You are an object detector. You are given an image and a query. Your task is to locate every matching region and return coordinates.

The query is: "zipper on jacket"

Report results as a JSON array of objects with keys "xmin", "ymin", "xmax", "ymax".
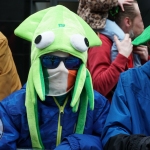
[{"xmin": 53, "ymin": 96, "xmax": 69, "ymax": 146}]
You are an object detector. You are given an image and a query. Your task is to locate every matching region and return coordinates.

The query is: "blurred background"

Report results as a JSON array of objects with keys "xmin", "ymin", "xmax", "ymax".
[{"xmin": 0, "ymin": 0, "xmax": 78, "ymax": 85}]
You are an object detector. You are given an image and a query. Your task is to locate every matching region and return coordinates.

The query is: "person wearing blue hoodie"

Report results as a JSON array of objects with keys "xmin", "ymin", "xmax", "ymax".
[
  {"xmin": 102, "ymin": 0, "xmax": 150, "ymax": 148},
  {"xmin": 102, "ymin": 25, "xmax": 150, "ymax": 150}
]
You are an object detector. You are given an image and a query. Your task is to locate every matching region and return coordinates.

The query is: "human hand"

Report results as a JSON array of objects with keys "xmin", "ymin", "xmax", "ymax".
[
  {"xmin": 114, "ymin": 34, "xmax": 133, "ymax": 58},
  {"xmin": 133, "ymin": 45, "xmax": 149, "ymax": 61},
  {"xmin": 118, "ymin": 0, "xmax": 134, "ymax": 11}
]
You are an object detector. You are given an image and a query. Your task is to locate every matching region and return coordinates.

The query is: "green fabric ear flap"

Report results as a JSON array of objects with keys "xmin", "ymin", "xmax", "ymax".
[
  {"xmin": 132, "ymin": 26, "xmax": 150, "ymax": 46},
  {"xmin": 32, "ymin": 59, "xmax": 45, "ymax": 101},
  {"xmin": 85, "ymin": 69, "xmax": 94, "ymax": 110},
  {"xmin": 70, "ymin": 64, "xmax": 86, "ymax": 109},
  {"xmin": 72, "ymin": 98, "xmax": 80, "ymax": 113},
  {"xmin": 74, "ymin": 69, "xmax": 94, "ymax": 133},
  {"xmin": 75, "ymin": 86, "xmax": 88, "ymax": 134},
  {"xmin": 14, "ymin": 8, "xmax": 50, "ymax": 41},
  {"xmin": 25, "ymin": 68, "xmax": 44, "ymax": 149}
]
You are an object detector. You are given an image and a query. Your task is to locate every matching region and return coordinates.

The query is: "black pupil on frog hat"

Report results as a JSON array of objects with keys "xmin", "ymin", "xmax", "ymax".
[
  {"xmin": 84, "ymin": 38, "xmax": 89, "ymax": 47},
  {"xmin": 35, "ymin": 35, "xmax": 42, "ymax": 44}
]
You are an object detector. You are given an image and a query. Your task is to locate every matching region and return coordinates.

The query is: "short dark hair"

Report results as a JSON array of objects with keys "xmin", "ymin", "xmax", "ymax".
[{"xmin": 108, "ymin": 0, "xmax": 138, "ymax": 27}]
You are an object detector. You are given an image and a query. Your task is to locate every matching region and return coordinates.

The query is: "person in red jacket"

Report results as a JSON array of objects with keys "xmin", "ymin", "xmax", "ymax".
[{"xmin": 78, "ymin": 0, "xmax": 149, "ymax": 101}]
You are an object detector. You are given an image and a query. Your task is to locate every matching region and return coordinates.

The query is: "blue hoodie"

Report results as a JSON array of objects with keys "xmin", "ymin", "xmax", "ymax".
[{"xmin": 0, "ymin": 85, "xmax": 109, "ymax": 150}]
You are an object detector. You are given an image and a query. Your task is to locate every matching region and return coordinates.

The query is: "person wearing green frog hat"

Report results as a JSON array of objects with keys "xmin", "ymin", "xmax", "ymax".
[{"xmin": 0, "ymin": 5, "xmax": 110, "ymax": 150}]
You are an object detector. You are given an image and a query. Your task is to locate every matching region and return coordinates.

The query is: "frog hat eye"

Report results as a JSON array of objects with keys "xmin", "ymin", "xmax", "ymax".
[
  {"xmin": 70, "ymin": 34, "xmax": 89, "ymax": 52},
  {"xmin": 34, "ymin": 31, "xmax": 55, "ymax": 49}
]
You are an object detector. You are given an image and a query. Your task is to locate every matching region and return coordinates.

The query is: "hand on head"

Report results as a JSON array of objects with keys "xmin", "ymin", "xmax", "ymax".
[
  {"xmin": 118, "ymin": 0, "xmax": 134, "ymax": 11},
  {"xmin": 114, "ymin": 33, "xmax": 133, "ymax": 58}
]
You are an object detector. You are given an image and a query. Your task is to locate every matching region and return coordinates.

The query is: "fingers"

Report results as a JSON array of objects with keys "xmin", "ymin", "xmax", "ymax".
[
  {"xmin": 114, "ymin": 33, "xmax": 133, "ymax": 58},
  {"xmin": 133, "ymin": 46, "xmax": 148, "ymax": 52},
  {"xmin": 123, "ymin": 0, "xmax": 134, "ymax": 2},
  {"xmin": 118, "ymin": 0, "xmax": 133, "ymax": 11},
  {"xmin": 133, "ymin": 45, "xmax": 147, "ymax": 50},
  {"xmin": 123, "ymin": 2, "xmax": 132, "ymax": 5},
  {"xmin": 120, "ymin": 5, "xmax": 124, "ymax": 11},
  {"xmin": 124, "ymin": 33, "xmax": 130, "ymax": 40},
  {"xmin": 114, "ymin": 35, "xmax": 119, "ymax": 45},
  {"xmin": 114, "ymin": 34, "xmax": 131, "ymax": 44},
  {"xmin": 114, "ymin": 34, "xmax": 131, "ymax": 42},
  {"xmin": 126, "ymin": 0, "xmax": 134, "ymax": 2},
  {"xmin": 133, "ymin": 46, "xmax": 148, "ymax": 61}
]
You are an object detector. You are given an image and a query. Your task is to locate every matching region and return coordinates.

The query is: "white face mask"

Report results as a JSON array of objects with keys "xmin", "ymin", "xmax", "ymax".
[{"xmin": 42, "ymin": 51, "xmax": 77, "ymax": 96}]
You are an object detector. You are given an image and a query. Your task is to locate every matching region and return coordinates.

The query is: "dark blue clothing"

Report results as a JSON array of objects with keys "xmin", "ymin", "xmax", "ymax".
[
  {"xmin": 102, "ymin": 61, "xmax": 150, "ymax": 147},
  {"xmin": 0, "ymin": 85, "xmax": 109, "ymax": 150}
]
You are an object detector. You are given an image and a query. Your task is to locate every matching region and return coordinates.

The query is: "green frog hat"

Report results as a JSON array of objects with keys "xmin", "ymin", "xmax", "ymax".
[{"xmin": 14, "ymin": 5, "xmax": 101, "ymax": 149}]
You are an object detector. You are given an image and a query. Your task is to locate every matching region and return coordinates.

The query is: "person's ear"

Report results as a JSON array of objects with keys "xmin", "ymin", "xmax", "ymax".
[{"xmin": 124, "ymin": 17, "xmax": 132, "ymax": 28}]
